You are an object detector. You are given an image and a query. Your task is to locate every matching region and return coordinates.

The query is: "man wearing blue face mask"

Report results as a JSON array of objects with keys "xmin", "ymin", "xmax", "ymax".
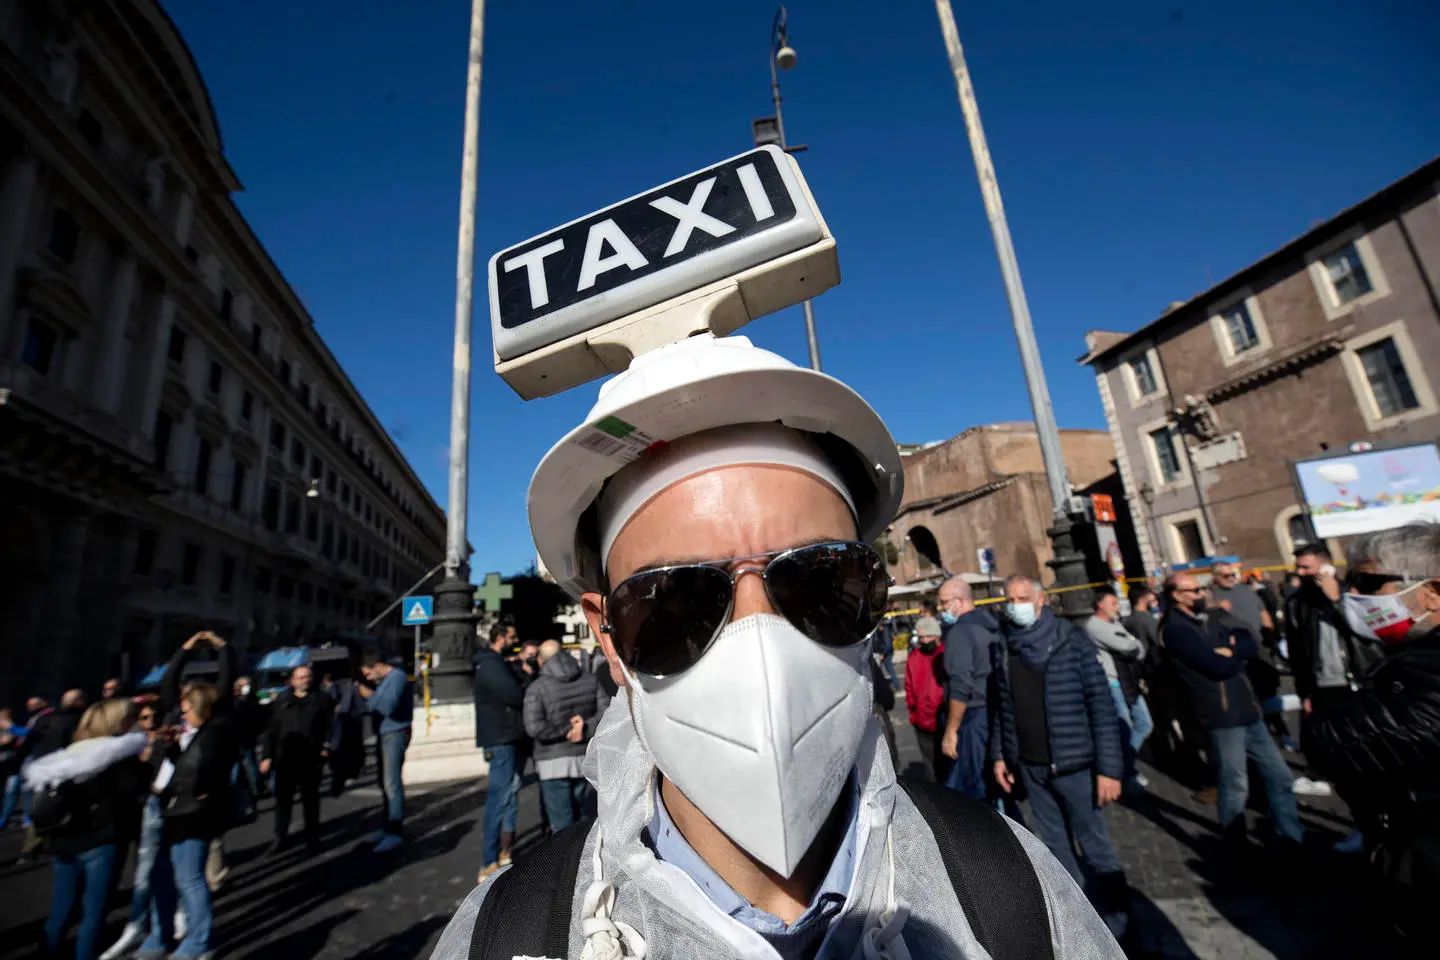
[
  {"xmin": 990, "ymin": 574, "xmax": 1129, "ymax": 938},
  {"xmin": 937, "ymin": 577, "xmax": 998, "ymax": 799}
]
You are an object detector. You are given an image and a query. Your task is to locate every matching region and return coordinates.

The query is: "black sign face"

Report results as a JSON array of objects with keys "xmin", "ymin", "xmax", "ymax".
[{"xmin": 493, "ymin": 149, "xmax": 801, "ymax": 331}]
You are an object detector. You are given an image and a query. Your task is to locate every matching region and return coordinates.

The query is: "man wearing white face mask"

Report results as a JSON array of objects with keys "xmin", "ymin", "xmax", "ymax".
[
  {"xmin": 989, "ymin": 575, "xmax": 1129, "ymax": 939},
  {"xmin": 431, "ymin": 335, "xmax": 1121, "ymax": 960},
  {"xmin": 1304, "ymin": 523, "xmax": 1440, "ymax": 942}
]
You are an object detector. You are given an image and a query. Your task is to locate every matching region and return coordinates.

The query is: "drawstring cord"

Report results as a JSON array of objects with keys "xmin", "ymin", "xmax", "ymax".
[
  {"xmin": 861, "ymin": 825, "xmax": 912, "ymax": 960},
  {"xmin": 578, "ymin": 834, "xmax": 648, "ymax": 960}
]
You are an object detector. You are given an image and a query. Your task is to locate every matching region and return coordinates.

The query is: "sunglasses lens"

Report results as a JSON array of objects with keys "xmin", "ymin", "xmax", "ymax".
[
  {"xmin": 766, "ymin": 542, "xmax": 888, "ymax": 648},
  {"xmin": 608, "ymin": 565, "xmax": 733, "ymax": 676}
]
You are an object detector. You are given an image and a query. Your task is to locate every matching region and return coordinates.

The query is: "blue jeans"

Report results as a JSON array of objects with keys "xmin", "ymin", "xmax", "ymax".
[
  {"xmin": 127, "ymin": 796, "xmax": 164, "ymax": 928},
  {"xmin": 539, "ymin": 777, "xmax": 591, "ymax": 832},
  {"xmin": 0, "ymin": 772, "xmax": 19, "ymax": 826},
  {"xmin": 379, "ymin": 728, "xmax": 410, "ymax": 834},
  {"xmin": 1209, "ymin": 720, "xmax": 1303, "ymax": 843},
  {"xmin": 45, "ymin": 843, "xmax": 117, "ymax": 960},
  {"xmin": 943, "ymin": 705, "xmax": 989, "ymax": 799},
  {"xmin": 1019, "ymin": 763, "xmax": 1122, "ymax": 886},
  {"xmin": 1128, "ymin": 695, "xmax": 1154, "ymax": 753},
  {"xmin": 1109, "ymin": 684, "xmax": 1155, "ymax": 781},
  {"xmin": 140, "ymin": 837, "xmax": 212, "ymax": 957},
  {"xmin": 482, "ymin": 743, "xmax": 523, "ymax": 865}
]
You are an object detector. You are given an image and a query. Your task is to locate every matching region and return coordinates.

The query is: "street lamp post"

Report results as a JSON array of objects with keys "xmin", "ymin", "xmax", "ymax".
[
  {"xmin": 430, "ymin": 0, "xmax": 486, "ymax": 699},
  {"xmin": 761, "ymin": 7, "xmax": 822, "ymax": 372},
  {"xmin": 931, "ymin": 0, "xmax": 1092, "ymax": 618}
]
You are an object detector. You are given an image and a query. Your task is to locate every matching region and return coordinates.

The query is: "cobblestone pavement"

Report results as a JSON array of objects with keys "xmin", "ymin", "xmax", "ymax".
[{"xmin": 2, "ymin": 697, "xmax": 1418, "ymax": 959}]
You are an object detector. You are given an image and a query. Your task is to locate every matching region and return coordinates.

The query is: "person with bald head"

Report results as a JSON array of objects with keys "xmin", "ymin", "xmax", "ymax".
[
  {"xmin": 936, "ymin": 576, "xmax": 1000, "ymax": 798},
  {"xmin": 519, "ymin": 640, "xmax": 610, "ymax": 849}
]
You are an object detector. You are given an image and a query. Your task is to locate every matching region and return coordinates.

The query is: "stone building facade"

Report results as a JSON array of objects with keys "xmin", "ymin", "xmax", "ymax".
[
  {"xmin": 0, "ymin": 0, "xmax": 446, "ymax": 704},
  {"xmin": 885, "ymin": 423, "xmax": 1124, "ymax": 588},
  {"xmin": 1082, "ymin": 157, "xmax": 1440, "ymax": 572}
]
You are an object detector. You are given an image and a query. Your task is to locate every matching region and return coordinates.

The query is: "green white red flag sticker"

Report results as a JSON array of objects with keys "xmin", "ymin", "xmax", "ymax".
[{"xmin": 576, "ymin": 415, "xmax": 660, "ymax": 462}]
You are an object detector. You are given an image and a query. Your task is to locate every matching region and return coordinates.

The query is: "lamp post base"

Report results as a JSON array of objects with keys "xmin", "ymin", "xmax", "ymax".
[
  {"xmin": 1047, "ymin": 510, "xmax": 1094, "ymax": 624},
  {"xmin": 428, "ymin": 572, "xmax": 477, "ymax": 702}
]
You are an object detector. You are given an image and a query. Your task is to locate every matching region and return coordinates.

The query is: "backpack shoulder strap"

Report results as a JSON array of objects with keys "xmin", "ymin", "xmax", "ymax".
[
  {"xmin": 470, "ymin": 819, "xmax": 593, "ymax": 960},
  {"xmin": 898, "ymin": 778, "xmax": 1053, "ymax": 960}
]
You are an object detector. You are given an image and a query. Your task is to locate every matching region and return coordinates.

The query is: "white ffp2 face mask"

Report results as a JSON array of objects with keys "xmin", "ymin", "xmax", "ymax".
[{"xmin": 622, "ymin": 613, "xmax": 872, "ymax": 878}]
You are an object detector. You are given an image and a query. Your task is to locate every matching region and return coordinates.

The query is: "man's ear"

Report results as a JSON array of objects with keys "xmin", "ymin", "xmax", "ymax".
[
  {"xmin": 582, "ymin": 592, "xmax": 627, "ymax": 689},
  {"xmin": 1417, "ymin": 579, "xmax": 1440, "ymax": 616}
]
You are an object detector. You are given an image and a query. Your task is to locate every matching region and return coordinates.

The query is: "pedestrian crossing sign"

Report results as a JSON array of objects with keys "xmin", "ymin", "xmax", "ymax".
[{"xmin": 402, "ymin": 595, "xmax": 433, "ymax": 626}]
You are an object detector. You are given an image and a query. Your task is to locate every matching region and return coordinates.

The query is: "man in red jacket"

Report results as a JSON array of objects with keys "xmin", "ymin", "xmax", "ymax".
[{"xmin": 904, "ymin": 616, "xmax": 950, "ymax": 782}]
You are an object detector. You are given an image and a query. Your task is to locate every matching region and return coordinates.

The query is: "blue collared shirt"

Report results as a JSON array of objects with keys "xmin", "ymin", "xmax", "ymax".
[{"xmin": 644, "ymin": 776, "xmax": 859, "ymax": 960}]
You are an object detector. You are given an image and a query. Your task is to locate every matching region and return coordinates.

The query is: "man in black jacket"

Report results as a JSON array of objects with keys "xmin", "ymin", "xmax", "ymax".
[
  {"xmin": 260, "ymin": 665, "xmax": 332, "ymax": 853},
  {"xmin": 474, "ymin": 622, "xmax": 527, "ymax": 882},
  {"xmin": 1162, "ymin": 574, "xmax": 1302, "ymax": 850},
  {"xmin": 1303, "ymin": 522, "xmax": 1440, "ymax": 942}
]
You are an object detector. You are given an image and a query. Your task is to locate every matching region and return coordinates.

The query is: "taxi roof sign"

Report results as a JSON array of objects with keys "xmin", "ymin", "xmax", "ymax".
[{"xmin": 490, "ymin": 145, "xmax": 837, "ymax": 399}]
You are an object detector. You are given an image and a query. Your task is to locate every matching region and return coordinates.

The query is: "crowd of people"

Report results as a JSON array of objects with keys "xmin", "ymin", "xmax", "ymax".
[
  {"xmin": 894, "ymin": 536, "xmax": 1440, "ymax": 944},
  {"xmin": 0, "ymin": 633, "xmax": 415, "ymax": 960}
]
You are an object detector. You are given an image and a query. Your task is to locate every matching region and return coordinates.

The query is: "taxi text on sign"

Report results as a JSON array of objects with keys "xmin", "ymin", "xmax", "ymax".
[{"xmin": 489, "ymin": 146, "xmax": 824, "ymax": 362}]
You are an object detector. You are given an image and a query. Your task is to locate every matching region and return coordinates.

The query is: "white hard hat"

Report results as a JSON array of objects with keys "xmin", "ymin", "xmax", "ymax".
[{"xmin": 528, "ymin": 334, "xmax": 904, "ymax": 599}]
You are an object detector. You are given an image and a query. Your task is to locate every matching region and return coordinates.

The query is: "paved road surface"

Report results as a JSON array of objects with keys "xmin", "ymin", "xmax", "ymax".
[{"xmin": 0, "ymin": 688, "xmax": 1416, "ymax": 958}]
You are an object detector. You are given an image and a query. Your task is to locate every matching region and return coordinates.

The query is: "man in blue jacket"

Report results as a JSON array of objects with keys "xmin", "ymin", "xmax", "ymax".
[
  {"xmin": 937, "ymin": 577, "xmax": 998, "ymax": 797},
  {"xmin": 473, "ymin": 622, "xmax": 528, "ymax": 883},
  {"xmin": 1161, "ymin": 573, "xmax": 1302, "ymax": 849},
  {"xmin": 360, "ymin": 653, "xmax": 413, "ymax": 853},
  {"xmin": 990, "ymin": 575, "xmax": 1128, "ymax": 936}
]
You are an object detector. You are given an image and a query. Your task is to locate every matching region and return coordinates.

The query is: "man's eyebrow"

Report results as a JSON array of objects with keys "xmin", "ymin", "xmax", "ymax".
[{"xmin": 628, "ymin": 535, "xmax": 842, "ymax": 575}]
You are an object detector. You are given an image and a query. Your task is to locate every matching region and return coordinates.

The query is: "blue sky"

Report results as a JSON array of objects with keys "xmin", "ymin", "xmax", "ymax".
[{"xmin": 163, "ymin": 0, "xmax": 1440, "ymax": 576}]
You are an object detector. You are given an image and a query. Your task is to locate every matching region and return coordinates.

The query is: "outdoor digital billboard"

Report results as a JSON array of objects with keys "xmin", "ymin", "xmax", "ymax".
[{"xmin": 1294, "ymin": 443, "xmax": 1440, "ymax": 538}]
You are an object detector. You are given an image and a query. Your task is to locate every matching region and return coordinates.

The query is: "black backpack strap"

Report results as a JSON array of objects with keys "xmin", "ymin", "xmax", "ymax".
[
  {"xmin": 470, "ymin": 819, "xmax": 593, "ymax": 960},
  {"xmin": 898, "ymin": 778, "xmax": 1053, "ymax": 960}
]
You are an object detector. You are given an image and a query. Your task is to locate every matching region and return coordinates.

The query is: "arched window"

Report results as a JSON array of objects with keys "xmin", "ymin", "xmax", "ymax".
[
  {"xmin": 908, "ymin": 526, "xmax": 942, "ymax": 575},
  {"xmin": 1274, "ymin": 505, "xmax": 1315, "ymax": 560}
]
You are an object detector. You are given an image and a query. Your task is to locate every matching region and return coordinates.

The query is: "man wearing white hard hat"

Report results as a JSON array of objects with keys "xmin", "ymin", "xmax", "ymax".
[{"xmin": 434, "ymin": 335, "xmax": 1121, "ymax": 960}]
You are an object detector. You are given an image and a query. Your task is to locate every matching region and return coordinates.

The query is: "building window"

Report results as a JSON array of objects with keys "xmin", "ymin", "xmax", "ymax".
[
  {"xmin": 1220, "ymin": 302, "xmax": 1260, "ymax": 354},
  {"xmin": 219, "ymin": 556, "xmax": 236, "ymax": 596},
  {"xmin": 263, "ymin": 483, "xmax": 281, "ymax": 530},
  {"xmin": 322, "ymin": 521, "xmax": 335, "ymax": 558},
  {"xmin": 1357, "ymin": 338, "xmax": 1420, "ymax": 418},
  {"xmin": 270, "ymin": 421, "xmax": 286, "ymax": 452},
  {"xmin": 305, "ymin": 509, "xmax": 319, "ymax": 542},
  {"xmin": 47, "ymin": 209, "xmax": 80, "ymax": 263},
  {"xmin": 134, "ymin": 529, "xmax": 157, "ymax": 576},
  {"xmin": 298, "ymin": 582, "xmax": 313, "ymax": 605},
  {"xmin": 1287, "ymin": 513, "xmax": 1313, "ymax": 550},
  {"xmin": 277, "ymin": 576, "xmax": 294, "ymax": 600},
  {"xmin": 240, "ymin": 390, "xmax": 254, "ymax": 422},
  {"xmin": 1174, "ymin": 520, "xmax": 1206, "ymax": 562},
  {"xmin": 77, "ymin": 109, "xmax": 103, "ymax": 147},
  {"xmin": 310, "ymin": 453, "xmax": 322, "ymax": 478},
  {"xmin": 181, "ymin": 542, "xmax": 202, "ymax": 586},
  {"xmin": 350, "ymin": 538, "xmax": 359, "ymax": 563},
  {"xmin": 338, "ymin": 531, "xmax": 349, "ymax": 559},
  {"xmin": 221, "ymin": 288, "xmax": 234, "ymax": 321},
  {"xmin": 291, "ymin": 438, "xmax": 305, "ymax": 467},
  {"xmin": 1323, "ymin": 243, "xmax": 1374, "ymax": 305},
  {"xmin": 21, "ymin": 319, "xmax": 60, "ymax": 375},
  {"xmin": 230, "ymin": 462, "xmax": 248, "ymax": 512},
  {"xmin": 153, "ymin": 411, "xmax": 173, "ymax": 470},
  {"xmin": 254, "ymin": 568, "xmax": 272, "ymax": 595},
  {"xmin": 194, "ymin": 439, "xmax": 212, "ymax": 494},
  {"xmin": 1128, "ymin": 353, "xmax": 1158, "ymax": 397},
  {"xmin": 167, "ymin": 326, "xmax": 187, "ymax": 365},
  {"xmin": 1149, "ymin": 426, "xmax": 1182, "ymax": 485},
  {"xmin": 285, "ymin": 496, "xmax": 300, "ymax": 534},
  {"xmin": 249, "ymin": 323, "xmax": 263, "ymax": 354},
  {"xmin": 207, "ymin": 361, "xmax": 223, "ymax": 395},
  {"xmin": 280, "ymin": 359, "xmax": 292, "ymax": 385},
  {"xmin": 325, "ymin": 469, "xmax": 336, "ymax": 494},
  {"xmin": 302, "ymin": 383, "xmax": 313, "ymax": 408},
  {"xmin": 341, "ymin": 482, "xmax": 350, "ymax": 506}
]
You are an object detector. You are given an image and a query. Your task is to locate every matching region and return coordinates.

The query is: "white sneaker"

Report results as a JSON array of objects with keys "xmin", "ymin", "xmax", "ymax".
[
  {"xmin": 373, "ymin": 833, "xmax": 403, "ymax": 853},
  {"xmin": 99, "ymin": 922, "xmax": 145, "ymax": 960},
  {"xmin": 174, "ymin": 909, "xmax": 188, "ymax": 941},
  {"xmin": 1292, "ymin": 776, "xmax": 1333, "ymax": 797},
  {"xmin": 1334, "ymin": 829, "xmax": 1365, "ymax": 854}
]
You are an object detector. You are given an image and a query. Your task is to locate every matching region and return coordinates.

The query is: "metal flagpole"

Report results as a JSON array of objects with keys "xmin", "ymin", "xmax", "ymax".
[
  {"xmin": 932, "ymin": 0, "xmax": 1092, "ymax": 617},
  {"xmin": 430, "ymin": 0, "xmax": 486, "ymax": 696}
]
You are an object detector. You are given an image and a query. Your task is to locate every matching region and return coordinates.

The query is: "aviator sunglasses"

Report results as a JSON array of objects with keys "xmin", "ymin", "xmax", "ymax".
[{"xmin": 601, "ymin": 540, "xmax": 890, "ymax": 678}]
